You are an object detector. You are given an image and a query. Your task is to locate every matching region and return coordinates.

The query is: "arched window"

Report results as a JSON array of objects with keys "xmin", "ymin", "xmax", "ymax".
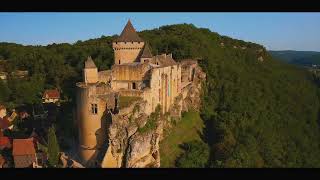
[
  {"xmin": 119, "ymin": 60, "xmax": 121, "ymax": 64},
  {"xmin": 91, "ymin": 104, "xmax": 98, "ymax": 114},
  {"xmin": 132, "ymin": 82, "xmax": 136, "ymax": 90}
]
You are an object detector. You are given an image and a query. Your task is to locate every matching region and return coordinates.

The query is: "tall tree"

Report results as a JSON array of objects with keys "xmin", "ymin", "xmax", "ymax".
[
  {"xmin": 176, "ymin": 140, "xmax": 210, "ymax": 168},
  {"xmin": 47, "ymin": 126, "xmax": 60, "ymax": 167}
]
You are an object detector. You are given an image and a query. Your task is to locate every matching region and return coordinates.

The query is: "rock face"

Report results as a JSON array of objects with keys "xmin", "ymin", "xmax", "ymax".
[
  {"xmin": 181, "ymin": 65, "xmax": 206, "ymax": 112},
  {"xmin": 101, "ymin": 100, "xmax": 162, "ymax": 168},
  {"xmin": 101, "ymin": 63, "xmax": 205, "ymax": 168}
]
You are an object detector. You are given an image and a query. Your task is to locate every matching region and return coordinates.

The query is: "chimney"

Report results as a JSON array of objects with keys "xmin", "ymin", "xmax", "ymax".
[{"xmin": 168, "ymin": 53, "xmax": 172, "ymax": 58}]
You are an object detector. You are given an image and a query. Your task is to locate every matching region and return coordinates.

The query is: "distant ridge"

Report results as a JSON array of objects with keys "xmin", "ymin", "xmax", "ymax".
[{"xmin": 269, "ymin": 50, "xmax": 320, "ymax": 67}]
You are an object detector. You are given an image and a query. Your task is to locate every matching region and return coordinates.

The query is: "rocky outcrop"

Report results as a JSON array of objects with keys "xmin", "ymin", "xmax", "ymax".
[
  {"xmin": 101, "ymin": 63, "xmax": 205, "ymax": 168},
  {"xmin": 101, "ymin": 100, "xmax": 162, "ymax": 168},
  {"xmin": 181, "ymin": 65, "xmax": 206, "ymax": 112}
]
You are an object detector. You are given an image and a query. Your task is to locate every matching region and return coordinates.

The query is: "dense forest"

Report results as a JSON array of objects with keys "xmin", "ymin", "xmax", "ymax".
[{"xmin": 1, "ymin": 24, "xmax": 320, "ymax": 167}]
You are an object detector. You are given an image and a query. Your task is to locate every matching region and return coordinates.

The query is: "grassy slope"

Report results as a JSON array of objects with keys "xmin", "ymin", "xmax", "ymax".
[{"xmin": 160, "ymin": 111, "xmax": 204, "ymax": 167}]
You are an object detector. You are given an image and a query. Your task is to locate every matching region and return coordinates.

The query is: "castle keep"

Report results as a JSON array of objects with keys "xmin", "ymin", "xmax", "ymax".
[{"xmin": 76, "ymin": 20, "xmax": 202, "ymax": 166}]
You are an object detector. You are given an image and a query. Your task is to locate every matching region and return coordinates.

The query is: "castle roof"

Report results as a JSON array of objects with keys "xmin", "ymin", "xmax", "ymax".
[
  {"xmin": 85, "ymin": 56, "xmax": 97, "ymax": 69},
  {"xmin": 114, "ymin": 20, "xmax": 143, "ymax": 42},
  {"xmin": 155, "ymin": 54, "xmax": 177, "ymax": 67},
  {"xmin": 141, "ymin": 44, "xmax": 153, "ymax": 58}
]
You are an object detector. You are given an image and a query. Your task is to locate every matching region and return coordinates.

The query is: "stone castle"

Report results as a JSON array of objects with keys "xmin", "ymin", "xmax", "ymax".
[{"xmin": 76, "ymin": 20, "xmax": 205, "ymax": 167}]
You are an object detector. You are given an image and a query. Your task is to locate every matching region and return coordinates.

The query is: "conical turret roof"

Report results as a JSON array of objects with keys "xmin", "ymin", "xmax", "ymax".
[
  {"xmin": 85, "ymin": 56, "xmax": 97, "ymax": 69},
  {"xmin": 141, "ymin": 44, "xmax": 153, "ymax": 58},
  {"xmin": 114, "ymin": 20, "xmax": 143, "ymax": 42}
]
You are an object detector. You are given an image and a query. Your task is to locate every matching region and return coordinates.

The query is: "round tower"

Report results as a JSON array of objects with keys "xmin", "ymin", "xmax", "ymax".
[
  {"xmin": 112, "ymin": 20, "xmax": 145, "ymax": 65},
  {"xmin": 76, "ymin": 57, "xmax": 107, "ymax": 166}
]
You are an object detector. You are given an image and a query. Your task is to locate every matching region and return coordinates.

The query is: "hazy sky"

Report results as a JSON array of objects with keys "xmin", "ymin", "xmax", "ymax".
[{"xmin": 0, "ymin": 13, "xmax": 319, "ymax": 51}]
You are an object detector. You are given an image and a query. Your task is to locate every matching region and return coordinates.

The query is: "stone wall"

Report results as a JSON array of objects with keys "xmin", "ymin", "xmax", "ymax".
[
  {"xmin": 112, "ymin": 42, "xmax": 145, "ymax": 64},
  {"xmin": 111, "ymin": 63, "xmax": 150, "ymax": 81},
  {"xmin": 98, "ymin": 70, "xmax": 112, "ymax": 83},
  {"xmin": 145, "ymin": 65, "xmax": 181, "ymax": 115},
  {"xmin": 84, "ymin": 68, "xmax": 98, "ymax": 84}
]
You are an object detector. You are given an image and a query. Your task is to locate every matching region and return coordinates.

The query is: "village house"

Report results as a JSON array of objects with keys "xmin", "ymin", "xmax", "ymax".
[
  {"xmin": 42, "ymin": 89, "xmax": 60, "ymax": 103},
  {"xmin": 12, "ymin": 138, "xmax": 37, "ymax": 168}
]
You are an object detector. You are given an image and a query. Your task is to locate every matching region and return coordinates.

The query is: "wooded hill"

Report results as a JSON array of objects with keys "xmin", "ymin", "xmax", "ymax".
[
  {"xmin": 270, "ymin": 50, "xmax": 320, "ymax": 67},
  {"xmin": 1, "ymin": 24, "xmax": 320, "ymax": 167}
]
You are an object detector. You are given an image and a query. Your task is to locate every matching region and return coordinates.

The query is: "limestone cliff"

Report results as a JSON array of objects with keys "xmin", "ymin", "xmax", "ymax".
[{"xmin": 101, "ymin": 64, "xmax": 205, "ymax": 168}]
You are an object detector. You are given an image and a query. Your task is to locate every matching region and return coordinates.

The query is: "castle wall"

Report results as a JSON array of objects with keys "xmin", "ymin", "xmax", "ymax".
[
  {"xmin": 118, "ymin": 89, "xmax": 144, "ymax": 97},
  {"xmin": 112, "ymin": 81, "xmax": 144, "ymax": 91},
  {"xmin": 76, "ymin": 85, "xmax": 108, "ymax": 165},
  {"xmin": 143, "ymin": 64, "xmax": 181, "ymax": 115},
  {"xmin": 84, "ymin": 68, "xmax": 98, "ymax": 84},
  {"xmin": 111, "ymin": 63, "xmax": 149, "ymax": 81},
  {"xmin": 112, "ymin": 42, "xmax": 145, "ymax": 64},
  {"xmin": 98, "ymin": 70, "xmax": 112, "ymax": 83}
]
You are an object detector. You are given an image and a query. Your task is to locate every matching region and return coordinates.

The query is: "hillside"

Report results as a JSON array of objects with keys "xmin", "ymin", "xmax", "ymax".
[
  {"xmin": 1, "ymin": 24, "xmax": 320, "ymax": 167},
  {"xmin": 270, "ymin": 50, "xmax": 320, "ymax": 67}
]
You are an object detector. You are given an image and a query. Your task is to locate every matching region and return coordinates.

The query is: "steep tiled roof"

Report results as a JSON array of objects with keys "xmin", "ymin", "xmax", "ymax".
[
  {"xmin": 0, "ymin": 136, "xmax": 10, "ymax": 149},
  {"xmin": 43, "ymin": 89, "xmax": 60, "ymax": 99},
  {"xmin": 114, "ymin": 20, "xmax": 143, "ymax": 42},
  {"xmin": 141, "ymin": 44, "xmax": 153, "ymax": 58},
  {"xmin": 12, "ymin": 138, "xmax": 36, "ymax": 156},
  {"xmin": 85, "ymin": 56, "xmax": 97, "ymax": 69},
  {"xmin": 0, "ymin": 117, "xmax": 9, "ymax": 129}
]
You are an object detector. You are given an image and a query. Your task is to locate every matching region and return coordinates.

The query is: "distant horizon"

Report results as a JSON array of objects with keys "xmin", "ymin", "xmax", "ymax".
[{"xmin": 0, "ymin": 13, "xmax": 319, "ymax": 51}]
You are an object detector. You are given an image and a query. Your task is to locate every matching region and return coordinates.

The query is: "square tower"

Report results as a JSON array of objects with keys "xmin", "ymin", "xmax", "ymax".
[{"xmin": 112, "ymin": 20, "xmax": 145, "ymax": 65}]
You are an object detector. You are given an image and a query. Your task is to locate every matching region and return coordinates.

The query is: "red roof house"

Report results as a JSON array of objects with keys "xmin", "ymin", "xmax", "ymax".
[
  {"xmin": 12, "ymin": 138, "xmax": 37, "ymax": 168},
  {"xmin": 0, "ymin": 136, "xmax": 11, "ymax": 150},
  {"xmin": 42, "ymin": 89, "xmax": 60, "ymax": 103}
]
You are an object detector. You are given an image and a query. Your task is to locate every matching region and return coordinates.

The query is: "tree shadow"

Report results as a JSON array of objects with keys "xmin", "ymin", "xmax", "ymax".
[{"xmin": 197, "ymin": 114, "xmax": 221, "ymax": 167}]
